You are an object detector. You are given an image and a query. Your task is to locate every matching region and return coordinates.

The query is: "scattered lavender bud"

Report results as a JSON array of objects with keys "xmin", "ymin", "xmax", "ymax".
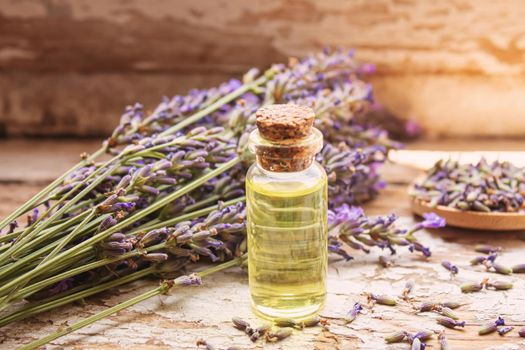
[
  {"xmin": 196, "ymin": 339, "xmax": 217, "ymax": 350},
  {"xmin": 437, "ymin": 307, "xmax": 459, "ymax": 320},
  {"xmin": 512, "ymin": 264, "xmax": 525, "ymax": 273},
  {"xmin": 409, "ymin": 330, "xmax": 433, "ymax": 341},
  {"xmin": 345, "ymin": 302, "xmax": 363, "ymax": 323},
  {"xmin": 436, "ymin": 316, "xmax": 465, "ymax": 329},
  {"xmin": 250, "ymin": 324, "xmax": 270, "ymax": 342},
  {"xmin": 402, "ymin": 280, "xmax": 415, "ymax": 299},
  {"xmin": 490, "ymin": 263, "xmax": 513, "ymax": 275},
  {"xmin": 460, "ymin": 282, "xmax": 483, "ymax": 293},
  {"xmin": 274, "ymin": 318, "xmax": 296, "ymax": 328},
  {"xmin": 519, "ymin": 328, "xmax": 525, "ymax": 337},
  {"xmin": 438, "ymin": 331, "xmax": 450, "ymax": 350},
  {"xmin": 379, "ymin": 255, "xmax": 393, "ymax": 267},
  {"xmin": 232, "ymin": 317, "xmax": 250, "ymax": 331},
  {"xmin": 298, "ymin": 316, "xmax": 321, "ymax": 328},
  {"xmin": 441, "ymin": 261, "xmax": 459, "ymax": 275},
  {"xmin": 384, "ymin": 331, "xmax": 408, "ymax": 343},
  {"xmin": 411, "ymin": 337, "xmax": 423, "ymax": 350},
  {"xmin": 478, "ymin": 317, "xmax": 505, "ymax": 335},
  {"xmin": 368, "ymin": 293, "xmax": 397, "ymax": 306},
  {"xmin": 470, "ymin": 256, "xmax": 487, "ymax": 265},
  {"xmin": 475, "ymin": 244, "xmax": 501, "ymax": 254},
  {"xmin": 441, "ymin": 301, "xmax": 463, "ymax": 309},
  {"xmin": 497, "ymin": 326, "xmax": 514, "ymax": 336},
  {"xmin": 266, "ymin": 328, "xmax": 293, "ymax": 342},
  {"xmin": 419, "ymin": 302, "xmax": 436, "ymax": 312},
  {"xmin": 486, "ymin": 280, "xmax": 513, "ymax": 291},
  {"xmin": 173, "ymin": 273, "xmax": 202, "ymax": 286}
]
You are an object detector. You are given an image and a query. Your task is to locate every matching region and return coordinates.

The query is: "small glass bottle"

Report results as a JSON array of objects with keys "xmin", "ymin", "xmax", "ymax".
[{"xmin": 246, "ymin": 104, "xmax": 328, "ymax": 321}]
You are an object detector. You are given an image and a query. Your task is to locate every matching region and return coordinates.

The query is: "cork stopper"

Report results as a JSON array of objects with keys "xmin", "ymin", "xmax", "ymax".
[
  {"xmin": 255, "ymin": 104, "xmax": 315, "ymax": 142},
  {"xmin": 249, "ymin": 104, "xmax": 322, "ymax": 172}
]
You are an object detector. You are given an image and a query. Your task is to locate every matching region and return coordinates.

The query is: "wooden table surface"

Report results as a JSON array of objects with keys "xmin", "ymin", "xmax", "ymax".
[{"xmin": 0, "ymin": 139, "xmax": 524, "ymax": 350}]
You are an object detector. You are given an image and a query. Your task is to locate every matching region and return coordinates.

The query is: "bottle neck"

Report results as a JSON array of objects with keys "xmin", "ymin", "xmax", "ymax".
[{"xmin": 255, "ymin": 154, "xmax": 316, "ymax": 173}]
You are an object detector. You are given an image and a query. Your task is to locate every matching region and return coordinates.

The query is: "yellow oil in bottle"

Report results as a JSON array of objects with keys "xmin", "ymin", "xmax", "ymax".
[{"xmin": 246, "ymin": 163, "xmax": 328, "ymax": 320}]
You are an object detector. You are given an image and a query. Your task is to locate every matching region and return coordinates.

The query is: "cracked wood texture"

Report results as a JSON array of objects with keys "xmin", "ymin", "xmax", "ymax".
[
  {"xmin": 0, "ymin": 139, "xmax": 524, "ymax": 349},
  {"xmin": 2, "ymin": 0, "xmax": 525, "ymax": 137}
]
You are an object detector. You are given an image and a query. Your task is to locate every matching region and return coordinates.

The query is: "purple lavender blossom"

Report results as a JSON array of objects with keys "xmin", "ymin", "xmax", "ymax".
[{"xmin": 420, "ymin": 213, "xmax": 446, "ymax": 229}]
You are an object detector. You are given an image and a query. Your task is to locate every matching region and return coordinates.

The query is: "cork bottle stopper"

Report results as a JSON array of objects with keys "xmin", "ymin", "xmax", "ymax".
[{"xmin": 255, "ymin": 104, "xmax": 315, "ymax": 142}]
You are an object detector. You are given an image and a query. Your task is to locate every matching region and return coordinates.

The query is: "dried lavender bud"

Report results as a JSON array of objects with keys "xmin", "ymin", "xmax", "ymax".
[
  {"xmin": 196, "ymin": 339, "xmax": 217, "ymax": 350},
  {"xmin": 298, "ymin": 316, "xmax": 321, "ymax": 328},
  {"xmin": 274, "ymin": 318, "xmax": 296, "ymax": 328},
  {"xmin": 411, "ymin": 338, "xmax": 423, "ymax": 350},
  {"xmin": 438, "ymin": 307, "xmax": 459, "ymax": 320},
  {"xmin": 490, "ymin": 263, "xmax": 512, "ymax": 275},
  {"xmin": 512, "ymin": 264, "xmax": 525, "ymax": 273},
  {"xmin": 142, "ymin": 253, "xmax": 169, "ymax": 263},
  {"xmin": 497, "ymin": 326, "xmax": 514, "ymax": 336},
  {"xmin": 173, "ymin": 273, "xmax": 202, "ymax": 287},
  {"xmin": 250, "ymin": 325, "xmax": 270, "ymax": 342},
  {"xmin": 470, "ymin": 256, "xmax": 487, "ymax": 265},
  {"xmin": 479, "ymin": 317, "xmax": 505, "ymax": 335},
  {"xmin": 475, "ymin": 244, "xmax": 501, "ymax": 254},
  {"xmin": 379, "ymin": 255, "xmax": 393, "ymax": 267},
  {"xmin": 438, "ymin": 331, "xmax": 450, "ymax": 350},
  {"xmin": 402, "ymin": 280, "xmax": 415, "ymax": 299},
  {"xmin": 436, "ymin": 316, "xmax": 465, "ymax": 329},
  {"xmin": 409, "ymin": 330, "xmax": 433, "ymax": 342},
  {"xmin": 519, "ymin": 328, "xmax": 525, "ymax": 337},
  {"xmin": 232, "ymin": 317, "xmax": 250, "ymax": 331},
  {"xmin": 384, "ymin": 331, "xmax": 408, "ymax": 343},
  {"xmin": 460, "ymin": 282, "xmax": 483, "ymax": 293},
  {"xmin": 245, "ymin": 326, "xmax": 255, "ymax": 336},
  {"xmin": 345, "ymin": 302, "xmax": 363, "ymax": 323},
  {"xmin": 441, "ymin": 301, "xmax": 463, "ymax": 309},
  {"xmin": 419, "ymin": 302, "xmax": 436, "ymax": 312},
  {"xmin": 486, "ymin": 280, "xmax": 513, "ymax": 290},
  {"xmin": 369, "ymin": 293, "xmax": 397, "ymax": 306},
  {"xmin": 266, "ymin": 328, "xmax": 293, "ymax": 342},
  {"xmin": 441, "ymin": 261, "xmax": 459, "ymax": 275}
]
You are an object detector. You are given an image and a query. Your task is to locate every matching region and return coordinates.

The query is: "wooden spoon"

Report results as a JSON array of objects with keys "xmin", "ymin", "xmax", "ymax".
[{"xmin": 409, "ymin": 179, "xmax": 525, "ymax": 231}]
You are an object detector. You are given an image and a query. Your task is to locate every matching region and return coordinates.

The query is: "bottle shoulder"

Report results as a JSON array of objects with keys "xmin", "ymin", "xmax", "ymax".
[{"xmin": 246, "ymin": 162, "xmax": 326, "ymax": 196}]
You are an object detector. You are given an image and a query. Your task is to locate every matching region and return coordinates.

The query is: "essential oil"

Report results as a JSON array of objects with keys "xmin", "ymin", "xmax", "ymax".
[{"xmin": 246, "ymin": 104, "xmax": 328, "ymax": 320}]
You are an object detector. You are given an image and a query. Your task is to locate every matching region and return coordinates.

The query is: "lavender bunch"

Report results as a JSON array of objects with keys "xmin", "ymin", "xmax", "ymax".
[
  {"xmin": 0, "ymin": 49, "xmax": 412, "ymax": 349},
  {"xmin": 411, "ymin": 158, "xmax": 525, "ymax": 212}
]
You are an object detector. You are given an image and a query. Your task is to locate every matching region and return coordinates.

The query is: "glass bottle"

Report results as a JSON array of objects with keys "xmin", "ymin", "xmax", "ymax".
[{"xmin": 246, "ymin": 104, "xmax": 328, "ymax": 321}]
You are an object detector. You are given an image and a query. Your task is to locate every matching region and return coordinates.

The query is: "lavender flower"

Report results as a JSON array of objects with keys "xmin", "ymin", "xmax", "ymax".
[
  {"xmin": 345, "ymin": 302, "xmax": 363, "ymax": 323},
  {"xmin": 441, "ymin": 261, "xmax": 459, "ymax": 275},
  {"xmin": 479, "ymin": 317, "xmax": 505, "ymax": 335}
]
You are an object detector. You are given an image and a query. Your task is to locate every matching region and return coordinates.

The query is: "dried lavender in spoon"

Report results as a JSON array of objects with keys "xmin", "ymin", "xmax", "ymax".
[{"xmin": 411, "ymin": 159, "xmax": 525, "ymax": 213}]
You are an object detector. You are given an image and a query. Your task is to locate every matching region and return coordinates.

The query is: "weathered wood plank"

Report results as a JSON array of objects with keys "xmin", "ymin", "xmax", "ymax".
[{"xmin": 2, "ymin": 1, "xmax": 525, "ymax": 136}]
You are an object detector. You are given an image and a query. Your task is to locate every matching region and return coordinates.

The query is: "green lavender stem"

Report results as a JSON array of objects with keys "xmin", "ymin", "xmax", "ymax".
[
  {"xmin": 17, "ymin": 256, "xmax": 245, "ymax": 350},
  {"xmin": 158, "ymin": 75, "xmax": 268, "ymax": 137},
  {"xmin": 0, "ymin": 215, "xmax": 105, "ymax": 279},
  {"xmin": 0, "ymin": 148, "xmax": 106, "ymax": 232},
  {"xmin": 5, "ymin": 162, "xmax": 120, "ymax": 262},
  {"xmin": 0, "ymin": 267, "xmax": 156, "ymax": 327}
]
